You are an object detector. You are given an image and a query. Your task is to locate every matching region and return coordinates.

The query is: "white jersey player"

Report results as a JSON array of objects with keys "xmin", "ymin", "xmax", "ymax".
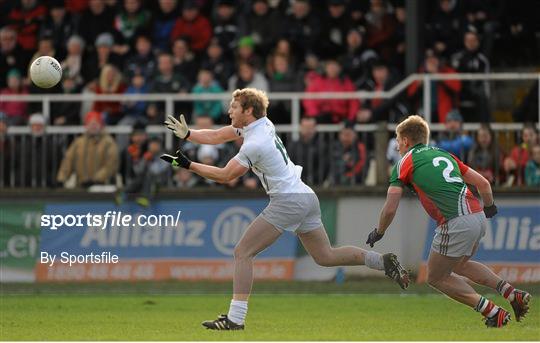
[{"xmin": 161, "ymin": 88, "xmax": 409, "ymax": 330}]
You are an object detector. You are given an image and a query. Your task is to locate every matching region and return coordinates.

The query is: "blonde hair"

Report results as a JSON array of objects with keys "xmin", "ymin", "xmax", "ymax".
[
  {"xmin": 99, "ymin": 64, "xmax": 122, "ymax": 92},
  {"xmin": 396, "ymin": 115, "xmax": 430, "ymax": 145},
  {"xmin": 232, "ymin": 88, "xmax": 269, "ymax": 119}
]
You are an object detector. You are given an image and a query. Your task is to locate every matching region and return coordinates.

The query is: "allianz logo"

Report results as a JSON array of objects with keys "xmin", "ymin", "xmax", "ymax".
[
  {"xmin": 212, "ymin": 207, "xmax": 257, "ymax": 256},
  {"xmin": 479, "ymin": 216, "xmax": 540, "ymax": 250},
  {"xmin": 79, "ymin": 220, "xmax": 205, "ymax": 248}
]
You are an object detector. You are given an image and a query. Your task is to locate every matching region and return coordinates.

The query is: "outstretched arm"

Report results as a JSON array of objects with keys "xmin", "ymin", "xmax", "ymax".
[
  {"xmin": 189, "ymin": 158, "xmax": 249, "ymax": 184},
  {"xmin": 164, "ymin": 114, "xmax": 240, "ymax": 145},
  {"xmin": 366, "ymin": 185, "xmax": 403, "ymax": 247},
  {"xmin": 188, "ymin": 125, "xmax": 240, "ymax": 145},
  {"xmin": 377, "ymin": 186, "xmax": 403, "ymax": 234}
]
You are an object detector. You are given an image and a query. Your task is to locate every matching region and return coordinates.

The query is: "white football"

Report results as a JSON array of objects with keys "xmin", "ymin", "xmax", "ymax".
[{"xmin": 30, "ymin": 56, "xmax": 62, "ymax": 88}]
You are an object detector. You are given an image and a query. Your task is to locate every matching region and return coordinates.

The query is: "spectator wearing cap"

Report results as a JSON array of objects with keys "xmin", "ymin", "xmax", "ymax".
[
  {"xmin": 340, "ymin": 28, "xmax": 378, "ymax": 89},
  {"xmin": 503, "ymin": 124, "xmax": 539, "ymax": 186},
  {"xmin": 124, "ymin": 34, "xmax": 155, "ymax": 80},
  {"xmin": 114, "ymin": 0, "xmax": 151, "ymax": 45},
  {"xmin": 192, "ymin": 69, "xmax": 224, "ymax": 122},
  {"xmin": 50, "ymin": 76, "xmax": 83, "ymax": 126},
  {"xmin": 236, "ymin": 36, "xmax": 262, "ymax": 69},
  {"xmin": 238, "ymin": 0, "xmax": 283, "ymax": 58},
  {"xmin": 318, "ymin": 0, "xmax": 352, "ymax": 59},
  {"xmin": 172, "ymin": 36, "xmax": 199, "ymax": 85},
  {"xmin": 451, "ymin": 30, "xmax": 491, "ymax": 122},
  {"xmin": 467, "ymin": 123, "xmax": 501, "ymax": 184},
  {"xmin": 0, "ymin": 69, "xmax": 28, "ymax": 125},
  {"xmin": 170, "ymin": 0, "xmax": 213, "ymax": 54},
  {"xmin": 364, "ymin": 0, "xmax": 397, "ymax": 62},
  {"xmin": 407, "ymin": 50, "xmax": 461, "ymax": 123},
  {"xmin": 227, "ymin": 61, "xmax": 269, "ymax": 94},
  {"xmin": 39, "ymin": 0, "xmax": 76, "ymax": 58},
  {"xmin": 0, "ymin": 26, "xmax": 32, "ymax": 89},
  {"xmin": 57, "ymin": 111, "xmax": 119, "ymax": 188},
  {"xmin": 359, "ymin": 60, "xmax": 406, "ymax": 123},
  {"xmin": 150, "ymin": 0, "xmax": 180, "ymax": 52},
  {"xmin": 78, "ymin": 0, "xmax": 115, "ymax": 51},
  {"xmin": 83, "ymin": 32, "xmax": 123, "ymax": 83},
  {"xmin": 7, "ymin": 0, "xmax": 47, "ymax": 51},
  {"xmin": 284, "ymin": 0, "xmax": 321, "ymax": 62},
  {"xmin": 329, "ymin": 122, "xmax": 368, "ymax": 186},
  {"xmin": 201, "ymin": 38, "xmax": 234, "ymax": 89},
  {"xmin": 212, "ymin": 0, "xmax": 239, "ymax": 54},
  {"xmin": 15, "ymin": 113, "xmax": 60, "ymax": 187},
  {"xmin": 303, "ymin": 59, "xmax": 359, "ymax": 124},
  {"xmin": 436, "ymin": 110, "xmax": 473, "ymax": 160},
  {"xmin": 91, "ymin": 64, "xmax": 128, "ymax": 125}
]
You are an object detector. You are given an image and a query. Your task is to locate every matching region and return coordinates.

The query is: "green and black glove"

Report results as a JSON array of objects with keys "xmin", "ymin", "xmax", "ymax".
[
  {"xmin": 366, "ymin": 228, "xmax": 384, "ymax": 247},
  {"xmin": 160, "ymin": 149, "xmax": 191, "ymax": 169},
  {"xmin": 484, "ymin": 203, "xmax": 498, "ymax": 218}
]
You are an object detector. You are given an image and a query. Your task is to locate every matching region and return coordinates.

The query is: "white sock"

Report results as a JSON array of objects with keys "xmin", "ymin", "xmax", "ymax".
[
  {"xmin": 227, "ymin": 300, "xmax": 248, "ymax": 325},
  {"xmin": 365, "ymin": 251, "xmax": 384, "ymax": 270}
]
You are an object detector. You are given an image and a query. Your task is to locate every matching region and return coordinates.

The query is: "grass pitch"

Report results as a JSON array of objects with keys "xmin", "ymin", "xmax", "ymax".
[{"xmin": 1, "ymin": 281, "xmax": 538, "ymax": 341}]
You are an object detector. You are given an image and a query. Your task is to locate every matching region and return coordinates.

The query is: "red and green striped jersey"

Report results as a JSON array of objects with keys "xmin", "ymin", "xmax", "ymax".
[{"xmin": 390, "ymin": 143, "xmax": 482, "ymax": 225}]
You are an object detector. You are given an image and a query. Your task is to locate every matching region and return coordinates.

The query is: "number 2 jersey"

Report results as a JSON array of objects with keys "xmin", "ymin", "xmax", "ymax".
[
  {"xmin": 390, "ymin": 143, "xmax": 482, "ymax": 225},
  {"xmin": 233, "ymin": 117, "xmax": 313, "ymax": 194}
]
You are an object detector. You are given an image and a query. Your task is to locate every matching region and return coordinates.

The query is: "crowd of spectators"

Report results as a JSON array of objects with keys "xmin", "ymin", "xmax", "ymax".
[
  {"xmin": 0, "ymin": 0, "xmax": 539, "ymax": 192},
  {"xmin": 1, "ymin": 0, "xmax": 539, "ymax": 126}
]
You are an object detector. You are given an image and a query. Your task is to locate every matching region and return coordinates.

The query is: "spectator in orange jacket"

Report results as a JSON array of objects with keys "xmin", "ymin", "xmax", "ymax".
[
  {"xmin": 407, "ymin": 50, "xmax": 461, "ymax": 123},
  {"xmin": 303, "ymin": 59, "xmax": 360, "ymax": 124},
  {"xmin": 170, "ymin": 0, "xmax": 212, "ymax": 54}
]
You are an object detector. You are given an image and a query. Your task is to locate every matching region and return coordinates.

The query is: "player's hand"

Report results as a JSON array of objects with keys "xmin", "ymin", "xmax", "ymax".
[
  {"xmin": 484, "ymin": 203, "xmax": 497, "ymax": 218},
  {"xmin": 366, "ymin": 228, "xmax": 384, "ymax": 247},
  {"xmin": 164, "ymin": 114, "xmax": 190, "ymax": 139},
  {"xmin": 160, "ymin": 149, "xmax": 191, "ymax": 169}
]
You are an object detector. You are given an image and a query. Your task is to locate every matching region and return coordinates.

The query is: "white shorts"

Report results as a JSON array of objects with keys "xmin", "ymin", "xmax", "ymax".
[
  {"xmin": 431, "ymin": 212, "xmax": 487, "ymax": 257},
  {"xmin": 260, "ymin": 193, "xmax": 323, "ymax": 233}
]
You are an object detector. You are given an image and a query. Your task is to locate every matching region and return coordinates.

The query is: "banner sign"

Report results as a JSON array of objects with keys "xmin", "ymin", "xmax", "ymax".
[
  {"xmin": 417, "ymin": 205, "xmax": 540, "ymax": 283},
  {"xmin": 36, "ymin": 200, "xmax": 297, "ymax": 282},
  {"xmin": 0, "ymin": 203, "xmax": 43, "ymax": 282}
]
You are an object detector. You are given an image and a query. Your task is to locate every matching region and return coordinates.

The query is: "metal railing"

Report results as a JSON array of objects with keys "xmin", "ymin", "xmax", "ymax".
[
  {"xmin": 1, "ymin": 123, "xmax": 535, "ymax": 189},
  {"xmin": 2, "ymin": 72, "xmax": 539, "ymax": 139}
]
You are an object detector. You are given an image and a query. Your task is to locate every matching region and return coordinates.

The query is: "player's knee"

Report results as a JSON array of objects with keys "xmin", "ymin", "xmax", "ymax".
[
  {"xmin": 233, "ymin": 245, "xmax": 255, "ymax": 260},
  {"xmin": 427, "ymin": 271, "xmax": 447, "ymax": 287},
  {"xmin": 313, "ymin": 252, "xmax": 334, "ymax": 267}
]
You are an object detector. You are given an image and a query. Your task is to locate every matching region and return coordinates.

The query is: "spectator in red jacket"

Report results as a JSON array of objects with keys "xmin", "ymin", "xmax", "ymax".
[
  {"xmin": 303, "ymin": 59, "xmax": 359, "ymax": 124},
  {"xmin": 91, "ymin": 64, "xmax": 127, "ymax": 124},
  {"xmin": 0, "ymin": 69, "xmax": 28, "ymax": 125},
  {"xmin": 7, "ymin": 0, "xmax": 47, "ymax": 51},
  {"xmin": 170, "ymin": 0, "xmax": 212, "ymax": 54},
  {"xmin": 407, "ymin": 49, "xmax": 461, "ymax": 123}
]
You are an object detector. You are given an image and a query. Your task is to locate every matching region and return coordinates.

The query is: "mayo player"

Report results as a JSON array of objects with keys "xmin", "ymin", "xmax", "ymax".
[
  {"xmin": 367, "ymin": 115, "xmax": 531, "ymax": 328},
  {"xmin": 161, "ymin": 88, "xmax": 409, "ymax": 330}
]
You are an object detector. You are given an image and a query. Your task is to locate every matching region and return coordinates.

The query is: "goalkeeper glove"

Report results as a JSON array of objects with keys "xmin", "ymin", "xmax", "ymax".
[
  {"xmin": 366, "ymin": 228, "xmax": 384, "ymax": 247},
  {"xmin": 483, "ymin": 203, "xmax": 498, "ymax": 218},
  {"xmin": 160, "ymin": 149, "xmax": 191, "ymax": 169},
  {"xmin": 164, "ymin": 114, "xmax": 190, "ymax": 139}
]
